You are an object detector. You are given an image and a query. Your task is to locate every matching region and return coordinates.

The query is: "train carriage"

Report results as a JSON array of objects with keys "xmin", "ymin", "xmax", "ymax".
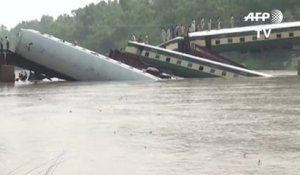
[
  {"xmin": 189, "ymin": 21, "xmax": 300, "ymax": 52},
  {"xmin": 125, "ymin": 41, "xmax": 270, "ymax": 78}
]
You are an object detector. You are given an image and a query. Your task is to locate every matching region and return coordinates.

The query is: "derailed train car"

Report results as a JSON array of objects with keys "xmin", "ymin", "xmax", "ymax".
[
  {"xmin": 14, "ymin": 29, "xmax": 160, "ymax": 81},
  {"xmin": 125, "ymin": 41, "xmax": 271, "ymax": 78}
]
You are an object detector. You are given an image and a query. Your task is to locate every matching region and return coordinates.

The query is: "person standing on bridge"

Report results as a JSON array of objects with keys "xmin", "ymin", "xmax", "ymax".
[
  {"xmin": 0, "ymin": 38, "xmax": 3, "ymax": 54},
  {"xmin": 166, "ymin": 28, "xmax": 171, "ymax": 41},
  {"xmin": 175, "ymin": 24, "xmax": 180, "ymax": 37},
  {"xmin": 144, "ymin": 35, "xmax": 149, "ymax": 44},
  {"xmin": 137, "ymin": 35, "xmax": 143, "ymax": 43},
  {"xmin": 208, "ymin": 18, "xmax": 212, "ymax": 31},
  {"xmin": 190, "ymin": 19, "xmax": 196, "ymax": 32},
  {"xmin": 5, "ymin": 36, "xmax": 9, "ymax": 52},
  {"xmin": 130, "ymin": 34, "xmax": 136, "ymax": 41},
  {"xmin": 230, "ymin": 14, "xmax": 235, "ymax": 28},
  {"xmin": 179, "ymin": 24, "xmax": 185, "ymax": 37},
  {"xmin": 217, "ymin": 17, "xmax": 221, "ymax": 29},
  {"xmin": 200, "ymin": 17, "xmax": 205, "ymax": 30},
  {"xmin": 161, "ymin": 28, "xmax": 167, "ymax": 43},
  {"xmin": 196, "ymin": 22, "xmax": 201, "ymax": 32}
]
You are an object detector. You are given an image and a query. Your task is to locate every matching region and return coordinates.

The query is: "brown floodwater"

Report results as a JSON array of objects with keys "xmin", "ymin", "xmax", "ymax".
[{"xmin": 0, "ymin": 73, "xmax": 300, "ymax": 175}]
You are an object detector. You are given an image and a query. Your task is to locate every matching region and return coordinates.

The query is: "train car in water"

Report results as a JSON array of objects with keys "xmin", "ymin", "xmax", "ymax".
[
  {"xmin": 157, "ymin": 36, "xmax": 246, "ymax": 68},
  {"xmin": 189, "ymin": 21, "xmax": 300, "ymax": 53},
  {"xmin": 14, "ymin": 29, "xmax": 160, "ymax": 81},
  {"xmin": 125, "ymin": 41, "xmax": 270, "ymax": 78}
]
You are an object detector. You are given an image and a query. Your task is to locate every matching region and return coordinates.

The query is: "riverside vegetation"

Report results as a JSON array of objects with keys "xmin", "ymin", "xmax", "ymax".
[{"xmin": 0, "ymin": 0, "xmax": 299, "ymax": 69}]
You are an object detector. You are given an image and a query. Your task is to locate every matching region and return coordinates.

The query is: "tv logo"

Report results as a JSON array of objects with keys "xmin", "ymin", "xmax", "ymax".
[{"xmin": 244, "ymin": 9, "xmax": 283, "ymax": 38}]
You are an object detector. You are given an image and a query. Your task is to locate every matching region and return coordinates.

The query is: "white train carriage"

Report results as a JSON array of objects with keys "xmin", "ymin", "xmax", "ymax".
[{"xmin": 15, "ymin": 29, "xmax": 159, "ymax": 81}]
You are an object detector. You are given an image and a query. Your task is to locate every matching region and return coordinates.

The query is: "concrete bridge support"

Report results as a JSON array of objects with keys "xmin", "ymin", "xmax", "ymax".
[
  {"xmin": 0, "ymin": 53, "xmax": 15, "ymax": 83},
  {"xmin": 298, "ymin": 60, "xmax": 300, "ymax": 76}
]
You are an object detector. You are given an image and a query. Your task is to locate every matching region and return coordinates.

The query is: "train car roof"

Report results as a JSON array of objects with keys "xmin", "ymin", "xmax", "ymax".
[
  {"xmin": 157, "ymin": 37, "xmax": 184, "ymax": 47},
  {"xmin": 19, "ymin": 29, "xmax": 161, "ymax": 81},
  {"xmin": 189, "ymin": 21, "xmax": 300, "ymax": 38}
]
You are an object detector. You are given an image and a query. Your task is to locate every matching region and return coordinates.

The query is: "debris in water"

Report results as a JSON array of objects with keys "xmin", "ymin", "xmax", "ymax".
[{"xmin": 258, "ymin": 159, "xmax": 262, "ymax": 166}]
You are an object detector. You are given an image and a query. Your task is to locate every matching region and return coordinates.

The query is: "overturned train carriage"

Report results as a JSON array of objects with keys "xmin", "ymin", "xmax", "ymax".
[
  {"xmin": 14, "ymin": 29, "xmax": 159, "ymax": 81},
  {"xmin": 125, "ymin": 41, "xmax": 270, "ymax": 78}
]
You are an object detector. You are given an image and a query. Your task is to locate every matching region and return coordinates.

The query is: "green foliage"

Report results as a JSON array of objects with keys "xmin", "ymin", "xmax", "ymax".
[{"xmin": 1, "ymin": 0, "xmax": 299, "ymax": 68}]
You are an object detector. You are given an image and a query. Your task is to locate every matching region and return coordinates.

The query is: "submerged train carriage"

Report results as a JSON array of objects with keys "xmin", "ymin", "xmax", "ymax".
[
  {"xmin": 158, "ymin": 37, "xmax": 184, "ymax": 51},
  {"xmin": 125, "ymin": 41, "xmax": 270, "ymax": 78},
  {"xmin": 189, "ymin": 21, "xmax": 300, "ymax": 53},
  {"xmin": 157, "ymin": 36, "xmax": 246, "ymax": 68},
  {"xmin": 15, "ymin": 29, "xmax": 160, "ymax": 81}
]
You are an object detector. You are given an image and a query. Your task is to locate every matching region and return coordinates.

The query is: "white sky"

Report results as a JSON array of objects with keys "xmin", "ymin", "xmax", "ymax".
[{"xmin": 0, "ymin": 0, "xmax": 101, "ymax": 29}]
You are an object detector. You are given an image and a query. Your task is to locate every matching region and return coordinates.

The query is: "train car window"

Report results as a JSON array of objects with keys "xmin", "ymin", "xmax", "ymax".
[
  {"xmin": 215, "ymin": 40, "xmax": 220, "ymax": 45},
  {"xmin": 222, "ymin": 71, "xmax": 227, "ymax": 76},
  {"xmin": 228, "ymin": 38, "xmax": 233, "ymax": 43},
  {"xmin": 188, "ymin": 63, "xmax": 193, "ymax": 67},
  {"xmin": 145, "ymin": 52, "xmax": 149, "ymax": 57},
  {"xmin": 289, "ymin": 32, "xmax": 294, "ymax": 37},
  {"xmin": 198, "ymin": 66, "xmax": 204, "ymax": 71},
  {"xmin": 177, "ymin": 60, "xmax": 182, "ymax": 65},
  {"xmin": 240, "ymin": 37, "xmax": 245, "ymax": 42},
  {"xmin": 210, "ymin": 68, "xmax": 215, "ymax": 74},
  {"xmin": 252, "ymin": 36, "xmax": 257, "ymax": 41},
  {"xmin": 155, "ymin": 54, "xmax": 160, "ymax": 59},
  {"xmin": 277, "ymin": 34, "xmax": 282, "ymax": 39},
  {"xmin": 166, "ymin": 57, "xmax": 171, "ymax": 62}
]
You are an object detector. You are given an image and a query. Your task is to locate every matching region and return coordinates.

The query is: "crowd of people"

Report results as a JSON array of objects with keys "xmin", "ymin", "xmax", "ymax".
[
  {"xmin": 129, "ymin": 14, "xmax": 265, "ymax": 44},
  {"xmin": 160, "ymin": 15, "xmax": 237, "ymax": 43},
  {"xmin": 130, "ymin": 34, "xmax": 150, "ymax": 44}
]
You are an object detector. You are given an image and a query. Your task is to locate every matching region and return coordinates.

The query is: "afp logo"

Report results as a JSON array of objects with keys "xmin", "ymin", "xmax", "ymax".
[
  {"xmin": 244, "ymin": 9, "xmax": 284, "ymax": 39},
  {"xmin": 244, "ymin": 9, "xmax": 283, "ymax": 24},
  {"xmin": 270, "ymin": 9, "xmax": 284, "ymax": 24}
]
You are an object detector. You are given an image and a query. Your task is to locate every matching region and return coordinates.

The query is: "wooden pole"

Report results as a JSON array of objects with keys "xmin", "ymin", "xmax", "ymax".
[
  {"xmin": 298, "ymin": 60, "xmax": 300, "ymax": 76},
  {"xmin": 0, "ymin": 54, "xmax": 4, "ymax": 66},
  {"xmin": 0, "ymin": 65, "xmax": 15, "ymax": 83}
]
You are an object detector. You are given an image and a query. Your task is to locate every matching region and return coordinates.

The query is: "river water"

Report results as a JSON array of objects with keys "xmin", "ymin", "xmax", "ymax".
[{"xmin": 0, "ymin": 73, "xmax": 300, "ymax": 175}]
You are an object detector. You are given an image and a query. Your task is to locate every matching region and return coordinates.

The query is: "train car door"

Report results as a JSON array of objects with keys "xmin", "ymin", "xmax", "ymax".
[{"xmin": 205, "ymin": 36, "xmax": 212, "ymax": 49}]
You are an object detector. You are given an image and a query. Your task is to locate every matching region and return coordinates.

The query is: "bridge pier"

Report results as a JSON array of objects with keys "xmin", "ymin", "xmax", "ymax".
[
  {"xmin": 0, "ymin": 54, "xmax": 5, "ymax": 65},
  {"xmin": 0, "ymin": 53, "xmax": 15, "ymax": 83},
  {"xmin": 298, "ymin": 60, "xmax": 300, "ymax": 76}
]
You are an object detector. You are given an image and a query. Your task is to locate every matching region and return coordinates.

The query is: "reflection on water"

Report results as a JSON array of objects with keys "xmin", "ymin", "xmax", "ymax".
[{"xmin": 1, "ymin": 75, "xmax": 300, "ymax": 175}]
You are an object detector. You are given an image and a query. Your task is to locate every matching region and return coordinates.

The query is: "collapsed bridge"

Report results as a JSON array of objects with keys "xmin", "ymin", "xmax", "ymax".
[
  {"xmin": 5, "ymin": 22, "xmax": 298, "ymax": 82},
  {"xmin": 2, "ymin": 29, "xmax": 159, "ymax": 82}
]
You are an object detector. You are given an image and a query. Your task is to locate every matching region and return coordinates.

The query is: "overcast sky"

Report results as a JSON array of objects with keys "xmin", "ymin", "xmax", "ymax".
[{"xmin": 0, "ymin": 0, "xmax": 101, "ymax": 29}]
